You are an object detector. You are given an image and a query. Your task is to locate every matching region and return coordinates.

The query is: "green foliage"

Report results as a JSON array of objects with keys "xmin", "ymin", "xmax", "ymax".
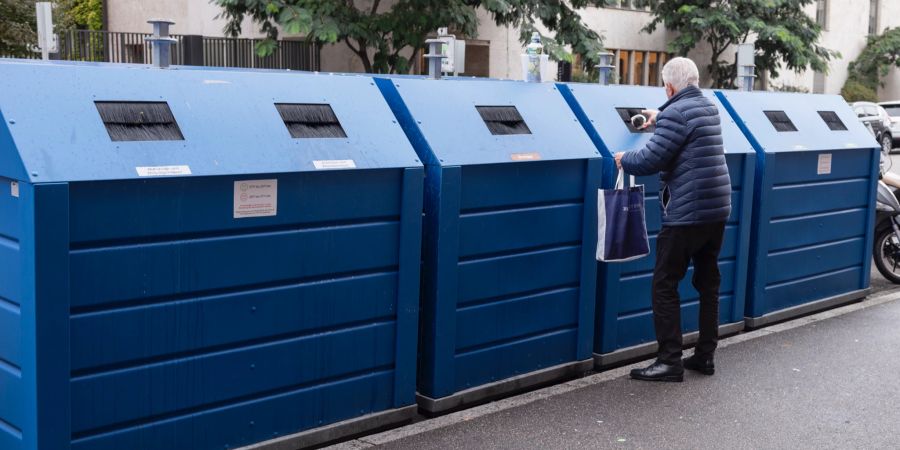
[
  {"xmin": 640, "ymin": 0, "xmax": 838, "ymax": 88},
  {"xmin": 57, "ymin": 0, "xmax": 104, "ymax": 31},
  {"xmin": 0, "ymin": 0, "xmax": 103, "ymax": 58},
  {"xmin": 845, "ymin": 27, "xmax": 900, "ymax": 94},
  {"xmin": 840, "ymin": 79, "xmax": 877, "ymax": 103},
  {"xmin": 215, "ymin": 0, "xmax": 612, "ymax": 74},
  {"xmin": 570, "ymin": 68, "xmax": 599, "ymax": 83},
  {"xmin": 0, "ymin": 0, "xmax": 36, "ymax": 57}
]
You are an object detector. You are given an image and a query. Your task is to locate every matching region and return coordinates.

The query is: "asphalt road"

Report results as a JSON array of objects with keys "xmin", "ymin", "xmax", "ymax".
[{"xmin": 369, "ymin": 292, "xmax": 900, "ymax": 450}]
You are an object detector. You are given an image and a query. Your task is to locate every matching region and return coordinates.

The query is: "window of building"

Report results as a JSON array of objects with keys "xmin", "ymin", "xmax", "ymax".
[
  {"xmin": 609, "ymin": 50, "xmax": 668, "ymax": 86},
  {"xmin": 869, "ymin": 0, "xmax": 879, "ymax": 35},
  {"xmin": 608, "ymin": 0, "xmax": 648, "ymax": 10},
  {"xmin": 568, "ymin": 50, "xmax": 667, "ymax": 86},
  {"xmin": 414, "ymin": 39, "xmax": 490, "ymax": 77},
  {"xmin": 634, "ymin": 51, "xmax": 645, "ymax": 85},
  {"xmin": 816, "ymin": 0, "xmax": 828, "ymax": 29},
  {"xmin": 648, "ymin": 52, "xmax": 660, "ymax": 86},
  {"xmin": 617, "ymin": 50, "xmax": 630, "ymax": 85}
]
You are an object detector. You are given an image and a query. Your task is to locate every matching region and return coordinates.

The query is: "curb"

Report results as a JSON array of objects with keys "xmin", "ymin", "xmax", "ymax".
[{"xmin": 328, "ymin": 288, "xmax": 900, "ymax": 449}]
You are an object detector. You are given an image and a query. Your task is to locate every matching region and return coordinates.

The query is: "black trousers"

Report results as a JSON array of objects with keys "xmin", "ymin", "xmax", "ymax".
[{"xmin": 652, "ymin": 222, "xmax": 726, "ymax": 365}]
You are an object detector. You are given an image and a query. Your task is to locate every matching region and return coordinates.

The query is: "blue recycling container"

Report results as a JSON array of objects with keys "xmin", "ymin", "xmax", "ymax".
[
  {"xmin": 559, "ymin": 84, "xmax": 754, "ymax": 367},
  {"xmin": 0, "ymin": 60, "xmax": 424, "ymax": 450},
  {"xmin": 376, "ymin": 78, "xmax": 601, "ymax": 414},
  {"xmin": 715, "ymin": 90, "xmax": 880, "ymax": 328}
]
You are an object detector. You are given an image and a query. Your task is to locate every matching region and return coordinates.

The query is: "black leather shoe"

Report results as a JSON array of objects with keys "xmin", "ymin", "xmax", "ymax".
[
  {"xmin": 630, "ymin": 360, "xmax": 684, "ymax": 382},
  {"xmin": 683, "ymin": 354, "xmax": 715, "ymax": 375}
]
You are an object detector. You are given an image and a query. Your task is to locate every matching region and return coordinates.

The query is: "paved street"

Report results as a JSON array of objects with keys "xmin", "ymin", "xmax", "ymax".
[{"xmin": 333, "ymin": 287, "xmax": 900, "ymax": 450}]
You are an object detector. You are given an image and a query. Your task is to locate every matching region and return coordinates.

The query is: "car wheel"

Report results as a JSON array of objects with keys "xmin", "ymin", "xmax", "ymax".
[{"xmin": 883, "ymin": 134, "xmax": 894, "ymax": 154}]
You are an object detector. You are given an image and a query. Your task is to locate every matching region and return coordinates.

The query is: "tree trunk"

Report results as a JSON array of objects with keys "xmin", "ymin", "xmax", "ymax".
[{"xmin": 344, "ymin": 37, "xmax": 374, "ymax": 73}]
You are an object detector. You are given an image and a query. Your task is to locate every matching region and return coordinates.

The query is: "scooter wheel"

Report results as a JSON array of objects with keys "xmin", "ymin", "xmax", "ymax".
[{"xmin": 874, "ymin": 226, "xmax": 900, "ymax": 284}]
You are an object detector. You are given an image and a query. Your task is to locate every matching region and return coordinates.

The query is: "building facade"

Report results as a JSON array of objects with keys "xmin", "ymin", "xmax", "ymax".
[{"xmin": 104, "ymin": 0, "xmax": 900, "ymax": 99}]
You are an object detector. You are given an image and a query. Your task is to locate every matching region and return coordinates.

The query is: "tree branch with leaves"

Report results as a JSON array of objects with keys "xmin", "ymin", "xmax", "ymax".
[
  {"xmin": 641, "ymin": 0, "xmax": 838, "ymax": 88},
  {"xmin": 841, "ymin": 27, "xmax": 900, "ymax": 102},
  {"xmin": 215, "ymin": 0, "xmax": 613, "ymax": 74}
]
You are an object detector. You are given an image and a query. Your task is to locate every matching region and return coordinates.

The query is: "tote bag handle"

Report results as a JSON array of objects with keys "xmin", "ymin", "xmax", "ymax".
[{"xmin": 615, "ymin": 170, "xmax": 636, "ymax": 190}]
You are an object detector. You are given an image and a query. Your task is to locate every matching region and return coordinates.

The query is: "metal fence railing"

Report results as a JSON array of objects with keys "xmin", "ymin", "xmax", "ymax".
[
  {"xmin": 6, "ymin": 30, "xmax": 320, "ymax": 71},
  {"xmin": 57, "ymin": 31, "xmax": 185, "ymax": 65},
  {"xmin": 201, "ymin": 38, "xmax": 319, "ymax": 70}
]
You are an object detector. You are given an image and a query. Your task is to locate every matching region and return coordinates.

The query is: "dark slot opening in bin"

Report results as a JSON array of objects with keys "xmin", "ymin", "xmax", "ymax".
[
  {"xmin": 818, "ymin": 111, "xmax": 848, "ymax": 131},
  {"xmin": 475, "ymin": 106, "xmax": 532, "ymax": 135},
  {"xmin": 276, "ymin": 103, "xmax": 347, "ymax": 138},
  {"xmin": 764, "ymin": 110, "xmax": 798, "ymax": 132},
  {"xmin": 95, "ymin": 101, "xmax": 184, "ymax": 141},
  {"xmin": 615, "ymin": 107, "xmax": 654, "ymax": 133}
]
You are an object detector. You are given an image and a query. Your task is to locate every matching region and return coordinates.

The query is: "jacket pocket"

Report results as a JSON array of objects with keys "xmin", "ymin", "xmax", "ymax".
[{"xmin": 661, "ymin": 185, "xmax": 671, "ymax": 217}]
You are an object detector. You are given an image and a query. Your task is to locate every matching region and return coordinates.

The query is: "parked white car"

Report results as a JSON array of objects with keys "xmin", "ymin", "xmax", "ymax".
[{"xmin": 878, "ymin": 101, "xmax": 900, "ymax": 150}]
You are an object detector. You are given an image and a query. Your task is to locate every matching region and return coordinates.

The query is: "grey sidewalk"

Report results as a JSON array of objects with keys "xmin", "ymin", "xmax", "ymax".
[{"xmin": 332, "ymin": 286, "xmax": 900, "ymax": 450}]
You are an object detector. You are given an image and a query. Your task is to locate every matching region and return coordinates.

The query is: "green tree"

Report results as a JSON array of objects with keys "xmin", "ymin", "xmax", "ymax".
[
  {"xmin": 843, "ymin": 27, "xmax": 900, "ymax": 97},
  {"xmin": 215, "ymin": 0, "xmax": 612, "ymax": 74},
  {"xmin": 0, "ymin": 0, "xmax": 103, "ymax": 58},
  {"xmin": 840, "ymin": 79, "xmax": 877, "ymax": 103},
  {"xmin": 57, "ymin": 0, "xmax": 104, "ymax": 31},
  {"xmin": 0, "ymin": 0, "xmax": 36, "ymax": 57},
  {"xmin": 641, "ymin": 0, "xmax": 837, "ymax": 88}
]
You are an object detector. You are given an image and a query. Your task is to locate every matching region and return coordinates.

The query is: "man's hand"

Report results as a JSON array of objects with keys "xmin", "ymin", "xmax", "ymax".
[
  {"xmin": 640, "ymin": 109, "xmax": 659, "ymax": 129},
  {"xmin": 614, "ymin": 152, "xmax": 624, "ymax": 170}
]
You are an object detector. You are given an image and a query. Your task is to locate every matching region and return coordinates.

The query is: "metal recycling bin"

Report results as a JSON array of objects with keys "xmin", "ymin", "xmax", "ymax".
[
  {"xmin": 559, "ymin": 84, "xmax": 754, "ymax": 367},
  {"xmin": 0, "ymin": 59, "xmax": 424, "ymax": 450},
  {"xmin": 376, "ymin": 77, "xmax": 601, "ymax": 414},
  {"xmin": 715, "ymin": 90, "xmax": 880, "ymax": 328}
]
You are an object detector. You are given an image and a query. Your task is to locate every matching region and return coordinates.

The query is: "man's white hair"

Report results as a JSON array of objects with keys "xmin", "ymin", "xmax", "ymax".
[{"xmin": 662, "ymin": 57, "xmax": 700, "ymax": 91}]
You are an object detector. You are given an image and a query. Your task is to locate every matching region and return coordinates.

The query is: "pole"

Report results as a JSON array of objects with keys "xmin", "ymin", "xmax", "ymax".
[
  {"xmin": 736, "ymin": 43, "xmax": 756, "ymax": 92},
  {"xmin": 36, "ymin": 2, "xmax": 57, "ymax": 61}
]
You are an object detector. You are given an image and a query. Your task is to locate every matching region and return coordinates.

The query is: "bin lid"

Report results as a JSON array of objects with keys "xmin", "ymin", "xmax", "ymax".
[
  {"xmin": 560, "ymin": 84, "xmax": 754, "ymax": 156},
  {"xmin": 0, "ymin": 59, "xmax": 421, "ymax": 183},
  {"xmin": 382, "ymin": 77, "xmax": 599, "ymax": 166},
  {"xmin": 714, "ymin": 90, "xmax": 878, "ymax": 153}
]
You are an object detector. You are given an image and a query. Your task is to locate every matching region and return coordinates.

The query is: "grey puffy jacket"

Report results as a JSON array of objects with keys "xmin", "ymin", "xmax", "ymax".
[{"xmin": 620, "ymin": 85, "xmax": 732, "ymax": 226}]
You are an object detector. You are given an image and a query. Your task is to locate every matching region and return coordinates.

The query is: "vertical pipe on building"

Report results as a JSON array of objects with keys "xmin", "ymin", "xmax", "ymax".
[
  {"xmin": 657, "ymin": 53, "xmax": 666, "ymax": 87},
  {"xmin": 736, "ymin": 42, "xmax": 756, "ymax": 92},
  {"xmin": 147, "ymin": 19, "xmax": 177, "ymax": 68},
  {"xmin": 627, "ymin": 51, "xmax": 635, "ymax": 85}
]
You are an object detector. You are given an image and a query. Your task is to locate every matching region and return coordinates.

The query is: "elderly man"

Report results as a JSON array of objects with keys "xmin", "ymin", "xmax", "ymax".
[{"xmin": 614, "ymin": 57, "xmax": 732, "ymax": 382}]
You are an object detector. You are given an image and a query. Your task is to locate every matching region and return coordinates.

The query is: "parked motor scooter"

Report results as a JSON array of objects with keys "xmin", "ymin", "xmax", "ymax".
[{"xmin": 872, "ymin": 123, "xmax": 900, "ymax": 283}]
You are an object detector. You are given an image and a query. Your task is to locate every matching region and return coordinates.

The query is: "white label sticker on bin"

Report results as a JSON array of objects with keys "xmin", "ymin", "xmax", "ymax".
[
  {"xmin": 510, "ymin": 152, "xmax": 542, "ymax": 161},
  {"xmin": 313, "ymin": 159, "xmax": 356, "ymax": 170},
  {"xmin": 234, "ymin": 179, "xmax": 277, "ymax": 219},
  {"xmin": 135, "ymin": 165, "xmax": 192, "ymax": 177},
  {"xmin": 10, "ymin": 181, "xmax": 18, "ymax": 198},
  {"xmin": 817, "ymin": 153, "xmax": 832, "ymax": 175}
]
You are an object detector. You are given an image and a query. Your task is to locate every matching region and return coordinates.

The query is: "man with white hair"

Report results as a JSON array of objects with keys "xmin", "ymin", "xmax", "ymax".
[{"xmin": 614, "ymin": 57, "xmax": 732, "ymax": 382}]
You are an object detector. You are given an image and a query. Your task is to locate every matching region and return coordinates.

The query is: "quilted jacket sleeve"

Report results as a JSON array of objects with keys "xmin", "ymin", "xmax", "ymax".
[{"xmin": 620, "ymin": 108, "xmax": 690, "ymax": 176}]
